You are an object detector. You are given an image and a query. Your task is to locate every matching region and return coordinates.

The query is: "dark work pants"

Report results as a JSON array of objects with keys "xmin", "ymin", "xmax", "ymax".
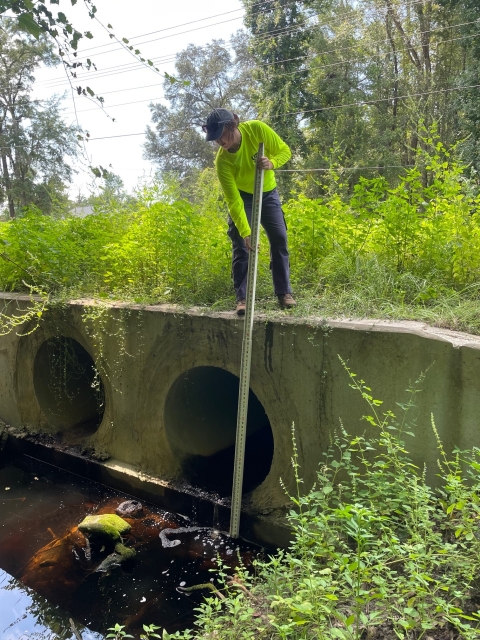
[{"xmin": 227, "ymin": 188, "xmax": 292, "ymax": 301}]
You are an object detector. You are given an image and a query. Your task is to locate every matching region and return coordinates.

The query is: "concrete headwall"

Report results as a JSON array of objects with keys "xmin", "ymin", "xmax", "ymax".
[{"xmin": 1, "ymin": 293, "xmax": 480, "ymax": 523}]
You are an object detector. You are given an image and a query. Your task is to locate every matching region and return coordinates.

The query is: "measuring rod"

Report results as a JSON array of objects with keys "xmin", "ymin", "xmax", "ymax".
[{"xmin": 229, "ymin": 142, "xmax": 265, "ymax": 539}]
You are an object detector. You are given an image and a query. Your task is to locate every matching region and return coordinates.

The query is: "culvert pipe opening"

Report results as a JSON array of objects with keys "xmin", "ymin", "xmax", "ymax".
[
  {"xmin": 33, "ymin": 336, "xmax": 105, "ymax": 435},
  {"xmin": 165, "ymin": 366, "xmax": 274, "ymax": 497}
]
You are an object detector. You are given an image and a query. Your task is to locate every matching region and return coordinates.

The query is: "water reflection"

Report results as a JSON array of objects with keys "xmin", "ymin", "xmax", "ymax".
[
  {"xmin": 0, "ymin": 568, "xmax": 101, "ymax": 640},
  {"xmin": 0, "ymin": 456, "xmax": 258, "ymax": 639}
]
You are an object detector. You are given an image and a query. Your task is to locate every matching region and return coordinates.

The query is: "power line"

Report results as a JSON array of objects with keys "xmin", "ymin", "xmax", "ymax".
[
  {"xmin": 81, "ymin": 2, "xmax": 279, "ymax": 58},
  {"xmin": 264, "ymin": 29, "xmax": 480, "ymax": 83},
  {"xmin": 75, "ymin": 8, "xmax": 246, "ymax": 56},
  {"xmin": 88, "ymin": 132, "xmax": 147, "ymax": 140},
  {"xmin": 78, "ymin": 82, "xmax": 480, "ymax": 143},
  {"xmin": 276, "ymin": 165, "xmax": 415, "ymax": 172},
  {"xmin": 266, "ymin": 82, "xmax": 480, "ymax": 120},
  {"xmin": 31, "ymin": 12, "xmax": 456, "ymax": 93},
  {"xmin": 54, "ymin": 31, "xmax": 479, "ymax": 117},
  {"xmin": 65, "ymin": 94, "xmax": 165, "ymax": 115},
  {"xmin": 73, "ymin": 0, "xmax": 280, "ymax": 56},
  {"xmin": 3, "ymin": 31, "xmax": 476, "ymax": 127},
  {"xmin": 36, "ymin": 0, "xmax": 467, "ymax": 96},
  {"xmin": 33, "ymin": 0, "xmax": 427, "ymax": 89},
  {"xmin": 250, "ymin": 0, "xmax": 430, "ymax": 42},
  {"xmin": 262, "ymin": 19, "xmax": 480, "ymax": 79},
  {"xmin": 36, "ymin": 55, "xmax": 177, "ymax": 91},
  {"xmin": 27, "ymin": 0, "xmax": 436, "ymax": 95}
]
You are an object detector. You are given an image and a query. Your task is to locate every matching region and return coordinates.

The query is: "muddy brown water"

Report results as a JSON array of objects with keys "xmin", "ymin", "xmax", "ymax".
[{"xmin": 0, "ymin": 454, "xmax": 259, "ymax": 639}]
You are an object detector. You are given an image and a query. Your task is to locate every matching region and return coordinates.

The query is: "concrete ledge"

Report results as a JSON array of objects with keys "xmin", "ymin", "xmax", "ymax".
[{"xmin": 0, "ymin": 295, "xmax": 479, "ymax": 526}]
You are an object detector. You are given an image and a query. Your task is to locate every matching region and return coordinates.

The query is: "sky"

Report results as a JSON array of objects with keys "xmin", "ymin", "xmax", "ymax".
[{"xmin": 32, "ymin": 0, "xmax": 245, "ymax": 197}]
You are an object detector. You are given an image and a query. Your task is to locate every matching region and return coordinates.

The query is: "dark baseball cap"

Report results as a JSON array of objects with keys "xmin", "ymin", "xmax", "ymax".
[{"xmin": 202, "ymin": 108, "xmax": 235, "ymax": 141}]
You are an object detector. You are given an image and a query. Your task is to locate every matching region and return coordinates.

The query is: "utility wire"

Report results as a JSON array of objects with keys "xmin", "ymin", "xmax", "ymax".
[
  {"xmin": 34, "ymin": 0, "xmax": 429, "ymax": 87},
  {"xmin": 34, "ymin": 21, "xmax": 478, "ymax": 97},
  {"xmin": 35, "ymin": 0, "xmax": 473, "ymax": 95},
  {"xmin": 5, "ymin": 29, "xmax": 477, "ymax": 131},
  {"xmin": 265, "ymin": 19, "xmax": 480, "ymax": 77},
  {"xmin": 276, "ymin": 165, "xmax": 415, "ymax": 172},
  {"xmin": 88, "ymin": 132, "xmax": 149, "ymax": 140},
  {"xmin": 78, "ymin": 80, "xmax": 480, "ymax": 141},
  {"xmin": 64, "ymin": 0, "xmax": 304, "ymax": 62},
  {"xmin": 66, "ymin": 94, "xmax": 166, "ymax": 115},
  {"xmin": 72, "ymin": 0, "xmax": 281, "ymax": 56},
  {"xmin": 35, "ymin": 50, "xmax": 182, "ymax": 89},
  {"xmin": 266, "ymin": 82, "xmax": 480, "ymax": 120},
  {"xmin": 81, "ymin": 1, "xmax": 281, "ymax": 58},
  {"xmin": 53, "ymin": 30, "xmax": 479, "ymax": 116},
  {"xmin": 37, "ymin": 56, "xmax": 176, "ymax": 89},
  {"xmin": 250, "ymin": 0, "xmax": 431, "ymax": 42},
  {"xmin": 264, "ymin": 30, "xmax": 480, "ymax": 83}
]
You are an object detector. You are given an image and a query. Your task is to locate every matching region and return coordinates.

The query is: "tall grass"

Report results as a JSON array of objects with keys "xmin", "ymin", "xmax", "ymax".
[{"xmin": 1, "ymin": 143, "xmax": 480, "ymax": 331}]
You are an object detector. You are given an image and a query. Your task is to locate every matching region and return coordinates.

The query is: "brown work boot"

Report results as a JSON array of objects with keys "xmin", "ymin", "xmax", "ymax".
[
  {"xmin": 236, "ymin": 299, "xmax": 246, "ymax": 316},
  {"xmin": 278, "ymin": 293, "xmax": 296, "ymax": 309}
]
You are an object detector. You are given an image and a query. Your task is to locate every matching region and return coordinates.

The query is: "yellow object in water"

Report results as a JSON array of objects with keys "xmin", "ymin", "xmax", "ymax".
[{"xmin": 78, "ymin": 514, "xmax": 131, "ymax": 541}]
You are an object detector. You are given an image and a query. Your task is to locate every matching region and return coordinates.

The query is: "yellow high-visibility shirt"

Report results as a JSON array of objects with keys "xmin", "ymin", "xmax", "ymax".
[{"xmin": 215, "ymin": 120, "xmax": 291, "ymax": 238}]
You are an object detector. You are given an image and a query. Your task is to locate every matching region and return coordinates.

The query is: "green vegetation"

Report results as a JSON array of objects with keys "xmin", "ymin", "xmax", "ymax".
[
  {"xmin": 2, "ymin": 140, "xmax": 480, "ymax": 334},
  {"xmin": 0, "ymin": 19, "xmax": 80, "ymax": 219},
  {"xmin": 169, "ymin": 362, "xmax": 480, "ymax": 639},
  {"xmin": 245, "ymin": 0, "xmax": 480, "ymax": 182}
]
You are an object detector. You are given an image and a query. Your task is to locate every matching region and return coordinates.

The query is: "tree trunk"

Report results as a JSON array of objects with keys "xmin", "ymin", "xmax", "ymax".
[
  {"xmin": 386, "ymin": 14, "xmax": 399, "ymax": 128},
  {"xmin": 0, "ymin": 134, "xmax": 15, "ymax": 219},
  {"xmin": 1, "ymin": 151, "xmax": 15, "ymax": 219}
]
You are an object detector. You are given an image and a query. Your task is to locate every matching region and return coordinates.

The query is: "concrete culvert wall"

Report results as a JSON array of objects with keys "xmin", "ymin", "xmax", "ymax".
[
  {"xmin": 164, "ymin": 366, "xmax": 274, "ymax": 496},
  {"xmin": 33, "ymin": 336, "xmax": 105, "ymax": 434}
]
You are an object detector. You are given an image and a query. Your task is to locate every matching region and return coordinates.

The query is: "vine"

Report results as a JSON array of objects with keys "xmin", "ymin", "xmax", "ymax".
[{"xmin": 0, "ymin": 283, "xmax": 48, "ymax": 337}]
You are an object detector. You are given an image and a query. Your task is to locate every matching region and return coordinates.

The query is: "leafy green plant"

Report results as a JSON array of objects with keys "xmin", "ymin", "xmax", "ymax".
[
  {"xmin": 106, "ymin": 623, "xmax": 133, "ymax": 640},
  {"xmin": 140, "ymin": 623, "xmax": 162, "ymax": 639},
  {"xmin": 2, "ymin": 136, "xmax": 480, "ymax": 333},
  {"xmin": 172, "ymin": 360, "xmax": 480, "ymax": 639}
]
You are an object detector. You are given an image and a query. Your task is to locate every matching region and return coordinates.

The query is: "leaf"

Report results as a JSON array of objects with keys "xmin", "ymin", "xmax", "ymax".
[{"xmin": 17, "ymin": 13, "xmax": 41, "ymax": 38}]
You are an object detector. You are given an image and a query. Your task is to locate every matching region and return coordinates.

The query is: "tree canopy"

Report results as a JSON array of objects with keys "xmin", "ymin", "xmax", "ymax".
[
  {"xmin": 144, "ymin": 33, "xmax": 256, "ymax": 177},
  {"xmin": 0, "ymin": 20, "xmax": 79, "ymax": 217}
]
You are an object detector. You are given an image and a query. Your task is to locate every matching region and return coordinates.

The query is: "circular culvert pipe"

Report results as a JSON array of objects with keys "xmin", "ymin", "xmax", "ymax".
[
  {"xmin": 164, "ymin": 366, "xmax": 274, "ymax": 496},
  {"xmin": 33, "ymin": 336, "xmax": 105, "ymax": 434}
]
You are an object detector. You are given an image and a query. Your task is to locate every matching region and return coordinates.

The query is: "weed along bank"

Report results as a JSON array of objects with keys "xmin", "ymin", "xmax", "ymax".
[{"xmin": 1, "ymin": 294, "xmax": 480, "ymax": 541}]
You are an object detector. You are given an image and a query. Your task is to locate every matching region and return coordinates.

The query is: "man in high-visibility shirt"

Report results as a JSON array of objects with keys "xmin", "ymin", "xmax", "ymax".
[{"xmin": 202, "ymin": 108, "xmax": 296, "ymax": 316}]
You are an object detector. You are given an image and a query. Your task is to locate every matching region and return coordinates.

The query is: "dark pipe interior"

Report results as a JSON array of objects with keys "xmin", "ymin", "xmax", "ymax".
[
  {"xmin": 33, "ymin": 336, "xmax": 105, "ymax": 434},
  {"xmin": 165, "ymin": 366, "xmax": 274, "ymax": 497}
]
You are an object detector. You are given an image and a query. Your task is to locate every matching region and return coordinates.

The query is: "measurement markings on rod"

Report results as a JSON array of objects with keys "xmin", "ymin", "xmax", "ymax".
[{"xmin": 230, "ymin": 142, "xmax": 265, "ymax": 539}]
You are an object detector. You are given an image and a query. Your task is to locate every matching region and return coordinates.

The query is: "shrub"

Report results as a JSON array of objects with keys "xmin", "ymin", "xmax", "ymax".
[{"xmin": 173, "ymin": 361, "xmax": 480, "ymax": 639}]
